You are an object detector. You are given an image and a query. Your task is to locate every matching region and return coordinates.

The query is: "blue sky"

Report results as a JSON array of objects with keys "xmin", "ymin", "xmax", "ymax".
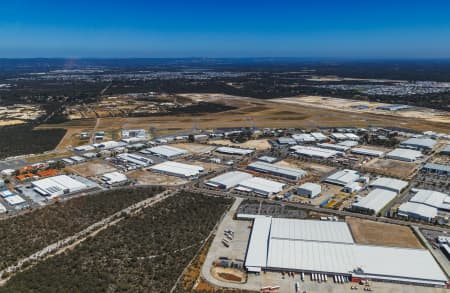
[{"xmin": 1, "ymin": 0, "xmax": 450, "ymax": 58}]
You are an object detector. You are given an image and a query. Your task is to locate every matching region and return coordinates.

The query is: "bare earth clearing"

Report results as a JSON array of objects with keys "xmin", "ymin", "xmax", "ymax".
[
  {"xmin": 36, "ymin": 94, "xmax": 450, "ymax": 138},
  {"xmin": 347, "ymin": 217, "xmax": 423, "ymax": 249}
]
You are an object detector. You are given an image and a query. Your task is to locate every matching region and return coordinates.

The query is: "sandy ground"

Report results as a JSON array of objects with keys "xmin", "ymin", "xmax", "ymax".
[
  {"xmin": 127, "ymin": 169, "xmax": 187, "ymax": 186},
  {"xmin": 175, "ymin": 159, "xmax": 222, "ymax": 173},
  {"xmin": 170, "ymin": 143, "xmax": 216, "ymax": 154},
  {"xmin": 364, "ymin": 158, "xmax": 418, "ymax": 179},
  {"xmin": 25, "ymin": 150, "xmax": 74, "ymax": 163},
  {"xmin": 66, "ymin": 160, "xmax": 118, "ymax": 177},
  {"xmin": 208, "ymin": 139, "xmax": 271, "ymax": 150},
  {"xmin": 273, "ymin": 96, "xmax": 450, "ymax": 125},
  {"xmin": 347, "ymin": 217, "xmax": 423, "ymax": 249},
  {"xmin": 0, "ymin": 119, "xmax": 25, "ymax": 126},
  {"xmin": 36, "ymin": 94, "xmax": 450, "ymax": 149}
]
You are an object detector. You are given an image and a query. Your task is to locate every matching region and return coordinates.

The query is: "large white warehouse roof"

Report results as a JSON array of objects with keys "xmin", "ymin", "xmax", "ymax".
[
  {"xmin": 101, "ymin": 172, "xmax": 128, "ymax": 185},
  {"xmin": 150, "ymin": 161, "xmax": 204, "ymax": 178},
  {"xmin": 147, "ymin": 145, "xmax": 188, "ymax": 158},
  {"xmin": 410, "ymin": 189, "xmax": 450, "ymax": 210},
  {"xmin": 245, "ymin": 216, "xmax": 272, "ymax": 272},
  {"xmin": 398, "ymin": 202, "xmax": 438, "ymax": 221},
  {"xmin": 237, "ymin": 177, "xmax": 284, "ymax": 196},
  {"xmin": 311, "ymin": 132, "xmax": 328, "ymax": 141},
  {"xmin": 4, "ymin": 194, "xmax": 26, "ymax": 205},
  {"xmin": 270, "ymin": 218, "xmax": 354, "ymax": 244},
  {"xmin": 325, "ymin": 169, "xmax": 359, "ymax": 186},
  {"xmin": 351, "ymin": 147, "xmax": 384, "ymax": 157},
  {"xmin": 206, "ymin": 171, "xmax": 253, "ymax": 190},
  {"xmin": 291, "ymin": 145, "xmax": 340, "ymax": 159},
  {"xmin": 317, "ymin": 143, "xmax": 350, "ymax": 152},
  {"xmin": 247, "ymin": 161, "xmax": 306, "ymax": 180},
  {"xmin": 216, "ymin": 146, "xmax": 254, "ymax": 155},
  {"xmin": 32, "ymin": 175, "xmax": 88, "ymax": 198},
  {"xmin": 400, "ymin": 137, "xmax": 436, "ymax": 149},
  {"xmin": 369, "ymin": 177, "xmax": 408, "ymax": 193},
  {"xmin": 292, "ymin": 133, "xmax": 316, "ymax": 143},
  {"xmin": 386, "ymin": 148, "xmax": 423, "ymax": 162},
  {"xmin": 352, "ymin": 188, "xmax": 397, "ymax": 215},
  {"xmin": 245, "ymin": 217, "xmax": 447, "ymax": 286}
]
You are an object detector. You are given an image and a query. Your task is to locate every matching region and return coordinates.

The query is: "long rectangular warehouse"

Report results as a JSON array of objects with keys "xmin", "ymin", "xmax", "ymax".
[
  {"xmin": 236, "ymin": 177, "xmax": 284, "ymax": 196},
  {"xmin": 325, "ymin": 169, "xmax": 360, "ymax": 186},
  {"xmin": 400, "ymin": 137, "xmax": 436, "ymax": 150},
  {"xmin": 352, "ymin": 188, "xmax": 397, "ymax": 215},
  {"xmin": 410, "ymin": 189, "xmax": 450, "ymax": 211},
  {"xmin": 351, "ymin": 147, "xmax": 385, "ymax": 157},
  {"xmin": 369, "ymin": 177, "xmax": 408, "ymax": 193},
  {"xmin": 147, "ymin": 145, "xmax": 188, "ymax": 158},
  {"xmin": 150, "ymin": 161, "xmax": 204, "ymax": 178},
  {"xmin": 244, "ymin": 217, "xmax": 447, "ymax": 287},
  {"xmin": 317, "ymin": 143, "xmax": 350, "ymax": 152},
  {"xmin": 32, "ymin": 175, "xmax": 88, "ymax": 198},
  {"xmin": 206, "ymin": 171, "xmax": 253, "ymax": 190},
  {"xmin": 386, "ymin": 148, "xmax": 423, "ymax": 162},
  {"xmin": 215, "ymin": 146, "xmax": 254, "ymax": 156},
  {"xmin": 247, "ymin": 161, "xmax": 306, "ymax": 180},
  {"xmin": 291, "ymin": 145, "xmax": 340, "ymax": 159}
]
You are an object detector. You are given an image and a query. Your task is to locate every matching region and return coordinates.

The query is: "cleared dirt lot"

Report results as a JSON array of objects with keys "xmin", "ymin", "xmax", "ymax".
[
  {"xmin": 170, "ymin": 143, "xmax": 216, "ymax": 154},
  {"xmin": 208, "ymin": 139, "xmax": 271, "ymax": 150},
  {"xmin": 127, "ymin": 169, "xmax": 187, "ymax": 186},
  {"xmin": 65, "ymin": 160, "xmax": 117, "ymax": 177},
  {"xmin": 364, "ymin": 158, "xmax": 418, "ymax": 179},
  {"xmin": 347, "ymin": 217, "xmax": 423, "ymax": 249},
  {"xmin": 37, "ymin": 94, "xmax": 450, "ymax": 146},
  {"xmin": 276, "ymin": 159, "xmax": 336, "ymax": 178},
  {"xmin": 274, "ymin": 96, "xmax": 450, "ymax": 125}
]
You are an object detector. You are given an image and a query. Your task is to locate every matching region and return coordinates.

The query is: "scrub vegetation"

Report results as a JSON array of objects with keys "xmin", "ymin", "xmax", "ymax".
[
  {"xmin": 2, "ymin": 192, "xmax": 232, "ymax": 293},
  {"xmin": 0, "ymin": 186, "xmax": 164, "ymax": 271}
]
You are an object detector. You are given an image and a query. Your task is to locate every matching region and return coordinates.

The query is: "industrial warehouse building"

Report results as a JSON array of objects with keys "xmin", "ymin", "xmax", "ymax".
[
  {"xmin": 147, "ymin": 145, "xmax": 188, "ymax": 158},
  {"xmin": 351, "ymin": 147, "xmax": 384, "ymax": 157},
  {"xmin": 325, "ymin": 169, "xmax": 360, "ymax": 186},
  {"xmin": 398, "ymin": 202, "xmax": 438, "ymax": 222},
  {"xmin": 206, "ymin": 171, "xmax": 253, "ymax": 190},
  {"xmin": 101, "ymin": 172, "xmax": 128, "ymax": 185},
  {"xmin": 244, "ymin": 217, "xmax": 447, "ymax": 287},
  {"xmin": 369, "ymin": 177, "xmax": 408, "ymax": 193},
  {"xmin": 93, "ymin": 141, "xmax": 127, "ymax": 150},
  {"xmin": 292, "ymin": 133, "xmax": 316, "ymax": 143},
  {"xmin": 400, "ymin": 137, "xmax": 436, "ymax": 150},
  {"xmin": 150, "ymin": 161, "xmax": 204, "ymax": 178},
  {"xmin": 215, "ymin": 146, "xmax": 254, "ymax": 155},
  {"xmin": 291, "ymin": 145, "xmax": 340, "ymax": 159},
  {"xmin": 311, "ymin": 132, "xmax": 328, "ymax": 141},
  {"xmin": 386, "ymin": 148, "xmax": 423, "ymax": 162},
  {"xmin": 422, "ymin": 163, "xmax": 450, "ymax": 176},
  {"xmin": 338, "ymin": 140, "xmax": 359, "ymax": 148},
  {"xmin": 236, "ymin": 177, "xmax": 285, "ymax": 196},
  {"xmin": 247, "ymin": 161, "xmax": 306, "ymax": 180},
  {"xmin": 296, "ymin": 182, "xmax": 321, "ymax": 198},
  {"xmin": 257, "ymin": 156, "xmax": 278, "ymax": 163},
  {"xmin": 32, "ymin": 175, "xmax": 88, "ymax": 198},
  {"xmin": 317, "ymin": 143, "xmax": 350, "ymax": 152},
  {"xmin": 277, "ymin": 137, "xmax": 297, "ymax": 145},
  {"xmin": 410, "ymin": 189, "xmax": 450, "ymax": 210},
  {"xmin": 331, "ymin": 133, "xmax": 359, "ymax": 141},
  {"xmin": 351, "ymin": 189, "xmax": 397, "ymax": 215},
  {"xmin": 117, "ymin": 153, "xmax": 153, "ymax": 167},
  {"xmin": 4, "ymin": 194, "xmax": 26, "ymax": 205}
]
